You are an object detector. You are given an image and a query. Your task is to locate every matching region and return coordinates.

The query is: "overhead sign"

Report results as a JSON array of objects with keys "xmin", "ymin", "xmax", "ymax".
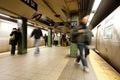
[
  {"xmin": 21, "ymin": 0, "xmax": 37, "ymax": 11},
  {"xmin": 31, "ymin": 11, "xmax": 42, "ymax": 20}
]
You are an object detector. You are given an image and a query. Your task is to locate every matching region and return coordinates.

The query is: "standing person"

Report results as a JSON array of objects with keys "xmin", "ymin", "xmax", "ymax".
[
  {"xmin": 30, "ymin": 25, "xmax": 43, "ymax": 54},
  {"xmin": 73, "ymin": 17, "xmax": 92, "ymax": 72},
  {"xmin": 53, "ymin": 33, "xmax": 59, "ymax": 46},
  {"xmin": 61, "ymin": 34, "xmax": 67, "ymax": 46},
  {"xmin": 43, "ymin": 34, "xmax": 48, "ymax": 46},
  {"xmin": 9, "ymin": 28, "xmax": 20, "ymax": 56}
]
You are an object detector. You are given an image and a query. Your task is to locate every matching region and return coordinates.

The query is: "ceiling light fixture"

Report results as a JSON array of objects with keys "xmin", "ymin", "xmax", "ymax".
[{"xmin": 87, "ymin": 0, "xmax": 102, "ymax": 26}]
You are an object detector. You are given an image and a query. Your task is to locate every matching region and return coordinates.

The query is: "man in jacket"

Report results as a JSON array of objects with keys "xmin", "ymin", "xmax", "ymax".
[
  {"xmin": 30, "ymin": 25, "xmax": 43, "ymax": 54},
  {"xmin": 74, "ymin": 17, "xmax": 93, "ymax": 72}
]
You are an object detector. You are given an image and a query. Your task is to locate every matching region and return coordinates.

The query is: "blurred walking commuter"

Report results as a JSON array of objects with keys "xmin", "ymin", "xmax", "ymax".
[
  {"xmin": 71, "ymin": 16, "xmax": 93, "ymax": 72},
  {"xmin": 30, "ymin": 25, "xmax": 43, "ymax": 54}
]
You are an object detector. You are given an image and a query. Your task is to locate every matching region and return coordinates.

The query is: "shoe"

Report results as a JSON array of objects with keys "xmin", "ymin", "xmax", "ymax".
[
  {"xmin": 77, "ymin": 61, "xmax": 81, "ymax": 65},
  {"xmin": 35, "ymin": 52, "xmax": 39, "ymax": 54},
  {"xmin": 74, "ymin": 60, "xmax": 80, "ymax": 65},
  {"xmin": 83, "ymin": 66, "xmax": 89, "ymax": 72},
  {"xmin": 11, "ymin": 54, "xmax": 15, "ymax": 56},
  {"xmin": 34, "ymin": 51, "xmax": 39, "ymax": 54}
]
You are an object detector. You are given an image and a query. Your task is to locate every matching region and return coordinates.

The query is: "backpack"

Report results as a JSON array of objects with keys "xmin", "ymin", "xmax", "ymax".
[
  {"xmin": 70, "ymin": 29, "xmax": 78, "ymax": 43},
  {"xmin": 70, "ymin": 28, "xmax": 92, "ymax": 45},
  {"xmin": 84, "ymin": 30, "xmax": 92, "ymax": 45}
]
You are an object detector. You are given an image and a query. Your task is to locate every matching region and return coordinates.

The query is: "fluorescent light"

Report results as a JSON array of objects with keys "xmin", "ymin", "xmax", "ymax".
[
  {"xmin": 92, "ymin": 0, "xmax": 102, "ymax": 11},
  {"xmin": 87, "ymin": 0, "xmax": 102, "ymax": 26},
  {"xmin": 87, "ymin": 13, "xmax": 94, "ymax": 26},
  {"xmin": 88, "ymin": 13, "xmax": 94, "ymax": 22},
  {"xmin": 0, "ymin": 13, "xmax": 11, "ymax": 18}
]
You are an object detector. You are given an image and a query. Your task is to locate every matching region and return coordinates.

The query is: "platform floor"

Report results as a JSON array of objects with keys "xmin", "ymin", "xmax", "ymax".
[{"xmin": 0, "ymin": 46, "xmax": 119, "ymax": 80}]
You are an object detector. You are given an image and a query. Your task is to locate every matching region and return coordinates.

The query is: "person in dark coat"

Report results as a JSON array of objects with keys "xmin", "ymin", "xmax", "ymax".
[
  {"xmin": 9, "ymin": 28, "xmax": 20, "ymax": 55},
  {"xmin": 74, "ymin": 17, "xmax": 93, "ymax": 72},
  {"xmin": 30, "ymin": 25, "xmax": 43, "ymax": 54},
  {"xmin": 43, "ymin": 34, "xmax": 48, "ymax": 46}
]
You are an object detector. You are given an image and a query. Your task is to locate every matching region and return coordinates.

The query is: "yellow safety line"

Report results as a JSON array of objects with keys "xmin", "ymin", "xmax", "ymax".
[{"xmin": 89, "ymin": 50, "xmax": 120, "ymax": 80}]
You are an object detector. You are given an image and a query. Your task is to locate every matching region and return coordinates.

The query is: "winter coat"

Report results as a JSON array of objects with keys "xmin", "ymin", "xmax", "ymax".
[
  {"xmin": 9, "ymin": 30, "xmax": 20, "ymax": 45},
  {"xmin": 70, "ymin": 24, "xmax": 93, "ymax": 45},
  {"xmin": 31, "ymin": 28, "xmax": 43, "ymax": 39}
]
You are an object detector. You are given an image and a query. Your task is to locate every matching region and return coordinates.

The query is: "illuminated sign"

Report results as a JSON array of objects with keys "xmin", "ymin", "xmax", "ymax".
[{"xmin": 21, "ymin": 0, "xmax": 37, "ymax": 11}]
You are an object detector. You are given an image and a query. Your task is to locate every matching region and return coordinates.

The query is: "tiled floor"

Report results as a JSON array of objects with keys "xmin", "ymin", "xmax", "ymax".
[{"xmin": 0, "ymin": 46, "xmax": 119, "ymax": 80}]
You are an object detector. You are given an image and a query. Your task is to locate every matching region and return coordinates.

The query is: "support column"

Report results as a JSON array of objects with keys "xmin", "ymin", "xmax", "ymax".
[
  {"xmin": 70, "ymin": 15, "xmax": 78, "ymax": 57},
  {"xmin": 70, "ymin": 29, "xmax": 77, "ymax": 57},
  {"xmin": 18, "ymin": 17, "xmax": 27, "ymax": 54},
  {"xmin": 48, "ymin": 28, "xmax": 52, "ymax": 47}
]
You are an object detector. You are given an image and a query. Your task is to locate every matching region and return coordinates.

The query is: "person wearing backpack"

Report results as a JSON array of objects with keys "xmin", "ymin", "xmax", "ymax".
[{"xmin": 72, "ymin": 17, "xmax": 93, "ymax": 72}]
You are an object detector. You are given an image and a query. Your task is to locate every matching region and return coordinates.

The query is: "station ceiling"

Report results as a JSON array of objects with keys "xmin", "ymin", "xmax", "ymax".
[{"xmin": 0, "ymin": 0, "xmax": 120, "ymax": 32}]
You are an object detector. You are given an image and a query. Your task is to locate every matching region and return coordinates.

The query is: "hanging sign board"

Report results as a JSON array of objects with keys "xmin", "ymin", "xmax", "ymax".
[{"xmin": 21, "ymin": 0, "xmax": 37, "ymax": 11}]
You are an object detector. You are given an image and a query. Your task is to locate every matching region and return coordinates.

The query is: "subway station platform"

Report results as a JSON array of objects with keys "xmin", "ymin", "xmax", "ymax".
[{"xmin": 0, "ymin": 46, "xmax": 120, "ymax": 80}]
